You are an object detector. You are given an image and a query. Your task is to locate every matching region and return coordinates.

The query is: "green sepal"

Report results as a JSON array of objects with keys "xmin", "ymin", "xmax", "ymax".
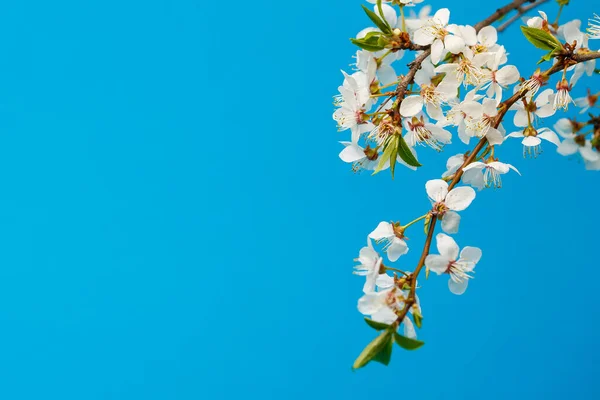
[
  {"xmin": 352, "ymin": 329, "xmax": 394, "ymax": 370},
  {"xmin": 556, "ymin": 0, "xmax": 570, "ymax": 6},
  {"xmin": 394, "ymin": 332, "xmax": 425, "ymax": 351},
  {"xmin": 520, "ymin": 26, "xmax": 562, "ymax": 52},
  {"xmin": 413, "ymin": 312, "xmax": 423, "ymax": 329},
  {"xmin": 364, "ymin": 317, "xmax": 392, "ymax": 331},
  {"xmin": 361, "ymin": 4, "xmax": 392, "ymax": 34}
]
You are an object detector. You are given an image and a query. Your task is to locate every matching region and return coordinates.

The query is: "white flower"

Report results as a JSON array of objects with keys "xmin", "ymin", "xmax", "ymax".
[
  {"xmin": 554, "ymin": 79, "xmax": 573, "ymax": 111},
  {"xmin": 511, "ymin": 88, "xmax": 556, "ymax": 127},
  {"xmin": 400, "ymin": 58, "xmax": 458, "ymax": 119},
  {"xmin": 574, "ymin": 89, "xmax": 599, "ymax": 114},
  {"xmin": 560, "ymin": 20, "xmax": 596, "ymax": 86},
  {"xmin": 369, "ymin": 221, "xmax": 409, "ymax": 262},
  {"xmin": 404, "ymin": 115, "xmax": 452, "ymax": 151},
  {"xmin": 406, "ymin": 5, "xmax": 432, "ymax": 32},
  {"xmin": 526, "ymin": 11, "xmax": 550, "ymax": 30},
  {"xmin": 413, "ymin": 8, "xmax": 466, "ymax": 64},
  {"xmin": 339, "ymin": 141, "xmax": 383, "ymax": 172},
  {"xmin": 442, "ymin": 153, "xmax": 465, "ymax": 178},
  {"xmin": 357, "ymin": 284, "xmax": 420, "ymax": 337},
  {"xmin": 588, "ymin": 13, "xmax": 600, "ymax": 39},
  {"xmin": 426, "ymin": 179, "xmax": 476, "ymax": 234},
  {"xmin": 333, "ymin": 71, "xmax": 374, "ymax": 141},
  {"xmin": 425, "ymin": 233, "xmax": 482, "ymax": 295},
  {"xmin": 355, "ymin": 49, "xmax": 402, "ymax": 87},
  {"xmin": 506, "ymin": 126, "xmax": 561, "ymax": 158},
  {"xmin": 435, "ymin": 48, "xmax": 485, "ymax": 87},
  {"xmin": 358, "ymin": 286, "xmax": 404, "ymax": 325},
  {"xmin": 353, "ymin": 239, "xmax": 388, "ymax": 293},
  {"xmin": 477, "ymin": 46, "xmax": 520, "ymax": 103},
  {"xmin": 462, "ymin": 160, "xmax": 521, "ymax": 190},
  {"xmin": 471, "ymin": 25, "xmax": 501, "ymax": 54},
  {"xmin": 557, "ymin": 134, "xmax": 600, "ymax": 164},
  {"xmin": 461, "ymin": 98, "xmax": 505, "ymax": 145}
]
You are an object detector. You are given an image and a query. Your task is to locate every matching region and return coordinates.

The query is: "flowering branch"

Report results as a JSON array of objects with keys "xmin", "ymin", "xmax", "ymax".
[{"xmin": 334, "ymin": 0, "xmax": 600, "ymax": 370}]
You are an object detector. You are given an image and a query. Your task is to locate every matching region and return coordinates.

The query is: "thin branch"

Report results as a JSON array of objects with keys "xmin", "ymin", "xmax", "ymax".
[{"xmin": 497, "ymin": 0, "xmax": 550, "ymax": 33}]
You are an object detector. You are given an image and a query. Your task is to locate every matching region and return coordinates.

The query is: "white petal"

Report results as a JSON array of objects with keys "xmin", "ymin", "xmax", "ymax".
[
  {"xmin": 556, "ymin": 139, "xmax": 579, "ymax": 156},
  {"xmin": 536, "ymin": 104, "xmax": 556, "ymax": 118},
  {"xmin": 580, "ymin": 146, "xmax": 600, "ymax": 162},
  {"xmin": 441, "ymin": 211, "xmax": 461, "ymax": 234},
  {"xmin": 522, "ymin": 136, "xmax": 541, "ymax": 147},
  {"xmin": 496, "ymin": 65, "xmax": 520, "ymax": 85},
  {"xmin": 357, "ymin": 292, "xmax": 383, "ymax": 315},
  {"xmin": 478, "ymin": 25, "xmax": 497, "ymax": 46},
  {"xmin": 460, "ymin": 246, "xmax": 482, "ymax": 263},
  {"xmin": 486, "ymin": 127, "xmax": 504, "ymax": 146},
  {"xmin": 403, "ymin": 318, "xmax": 417, "ymax": 339},
  {"xmin": 445, "ymin": 186, "xmax": 476, "ymax": 211},
  {"xmin": 433, "ymin": 8, "xmax": 450, "ymax": 26},
  {"xmin": 538, "ymin": 129, "xmax": 561, "ymax": 146},
  {"xmin": 376, "ymin": 274, "xmax": 395, "ymax": 289},
  {"xmin": 339, "ymin": 143, "xmax": 365, "ymax": 162},
  {"xmin": 387, "ymin": 238, "xmax": 409, "ymax": 262},
  {"xmin": 425, "ymin": 254, "xmax": 450, "ymax": 275},
  {"xmin": 431, "ymin": 38, "xmax": 444, "ymax": 64},
  {"xmin": 414, "ymin": 28, "xmax": 434, "ymax": 46},
  {"xmin": 513, "ymin": 110, "xmax": 529, "ymax": 127},
  {"xmin": 462, "ymin": 168, "xmax": 485, "ymax": 190},
  {"xmin": 426, "ymin": 179, "xmax": 449, "ymax": 202},
  {"xmin": 400, "ymin": 95, "xmax": 424, "ymax": 117},
  {"xmin": 369, "ymin": 221, "xmax": 394, "ymax": 240},
  {"xmin": 444, "ymin": 35, "xmax": 466, "ymax": 54},
  {"xmin": 377, "ymin": 64, "xmax": 398, "ymax": 86},
  {"xmin": 448, "ymin": 279, "xmax": 468, "ymax": 295},
  {"xmin": 436, "ymin": 233, "xmax": 459, "ymax": 259}
]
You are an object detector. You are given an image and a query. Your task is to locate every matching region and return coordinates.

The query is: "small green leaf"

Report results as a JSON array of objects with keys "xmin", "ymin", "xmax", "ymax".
[
  {"xmin": 352, "ymin": 329, "xmax": 394, "ymax": 370},
  {"xmin": 350, "ymin": 36, "xmax": 386, "ymax": 52},
  {"xmin": 537, "ymin": 48, "xmax": 561, "ymax": 64},
  {"xmin": 364, "ymin": 318, "xmax": 392, "ymax": 331},
  {"xmin": 397, "ymin": 134, "xmax": 421, "ymax": 167},
  {"xmin": 372, "ymin": 336, "xmax": 393, "ymax": 365},
  {"xmin": 520, "ymin": 26, "xmax": 562, "ymax": 52},
  {"xmin": 389, "ymin": 139, "xmax": 398, "ymax": 179},
  {"xmin": 373, "ymin": 135, "xmax": 397, "ymax": 175},
  {"xmin": 394, "ymin": 332, "xmax": 425, "ymax": 351},
  {"xmin": 361, "ymin": 5, "xmax": 392, "ymax": 34}
]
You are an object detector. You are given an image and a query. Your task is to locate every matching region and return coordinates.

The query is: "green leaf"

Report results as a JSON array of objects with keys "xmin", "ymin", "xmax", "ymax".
[
  {"xmin": 352, "ymin": 329, "xmax": 394, "ymax": 370},
  {"xmin": 372, "ymin": 336, "xmax": 393, "ymax": 365},
  {"xmin": 373, "ymin": 135, "xmax": 397, "ymax": 175},
  {"xmin": 520, "ymin": 26, "xmax": 562, "ymax": 52},
  {"xmin": 537, "ymin": 47, "xmax": 561, "ymax": 64},
  {"xmin": 394, "ymin": 332, "xmax": 425, "ymax": 351},
  {"xmin": 389, "ymin": 139, "xmax": 398, "ymax": 179},
  {"xmin": 397, "ymin": 134, "xmax": 421, "ymax": 167},
  {"xmin": 350, "ymin": 35, "xmax": 386, "ymax": 52},
  {"xmin": 364, "ymin": 318, "xmax": 392, "ymax": 331},
  {"xmin": 361, "ymin": 5, "xmax": 392, "ymax": 34}
]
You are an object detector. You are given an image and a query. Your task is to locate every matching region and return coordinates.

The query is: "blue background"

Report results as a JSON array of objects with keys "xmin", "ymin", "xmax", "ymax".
[{"xmin": 0, "ymin": 0, "xmax": 597, "ymax": 399}]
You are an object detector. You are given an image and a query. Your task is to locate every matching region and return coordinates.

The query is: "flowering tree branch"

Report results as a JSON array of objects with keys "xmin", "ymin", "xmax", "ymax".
[{"xmin": 334, "ymin": 0, "xmax": 600, "ymax": 370}]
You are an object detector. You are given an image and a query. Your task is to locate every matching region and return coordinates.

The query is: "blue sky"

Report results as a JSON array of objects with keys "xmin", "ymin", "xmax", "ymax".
[{"xmin": 0, "ymin": 0, "xmax": 597, "ymax": 399}]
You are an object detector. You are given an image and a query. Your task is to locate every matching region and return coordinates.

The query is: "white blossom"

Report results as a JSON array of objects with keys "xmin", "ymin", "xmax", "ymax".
[
  {"xmin": 425, "ymin": 233, "xmax": 482, "ymax": 295},
  {"xmin": 426, "ymin": 179, "xmax": 476, "ymax": 234}
]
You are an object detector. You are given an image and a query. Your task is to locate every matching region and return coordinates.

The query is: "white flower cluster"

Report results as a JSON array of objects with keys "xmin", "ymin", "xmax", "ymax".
[{"xmin": 336, "ymin": 0, "xmax": 600, "ymax": 367}]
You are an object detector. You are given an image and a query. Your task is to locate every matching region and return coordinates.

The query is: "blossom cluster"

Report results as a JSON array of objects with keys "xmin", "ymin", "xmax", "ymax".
[{"xmin": 334, "ymin": 0, "xmax": 600, "ymax": 370}]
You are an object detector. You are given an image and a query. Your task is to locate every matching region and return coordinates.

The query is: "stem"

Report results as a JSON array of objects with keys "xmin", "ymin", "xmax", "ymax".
[
  {"xmin": 402, "ymin": 214, "xmax": 427, "ymax": 230},
  {"xmin": 400, "ymin": 5, "xmax": 407, "ymax": 32}
]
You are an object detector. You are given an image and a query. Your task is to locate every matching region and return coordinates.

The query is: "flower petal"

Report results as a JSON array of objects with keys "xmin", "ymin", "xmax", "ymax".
[
  {"xmin": 441, "ymin": 210, "xmax": 461, "ymax": 234},
  {"xmin": 369, "ymin": 221, "xmax": 394, "ymax": 240},
  {"xmin": 425, "ymin": 254, "xmax": 450, "ymax": 275},
  {"xmin": 400, "ymin": 95, "xmax": 424, "ymax": 117},
  {"xmin": 460, "ymin": 246, "xmax": 482, "ymax": 263},
  {"xmin": 445, "ymin": 186, "xmax": 476, "ymax": 211},
  {"xmin": 448, "ymin": 278, "xmax": 468, "ymax": 295},
  {"xmin": 387, "ymin": 238, "xmax": 409, "ymax": 262},
  {"xmin": 436, "ymin": 233, "xmax": 459, "ymax": 260},
  {"xmin": 426, "ymin": 179, "xmax": 449, "ymax": 202}
]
